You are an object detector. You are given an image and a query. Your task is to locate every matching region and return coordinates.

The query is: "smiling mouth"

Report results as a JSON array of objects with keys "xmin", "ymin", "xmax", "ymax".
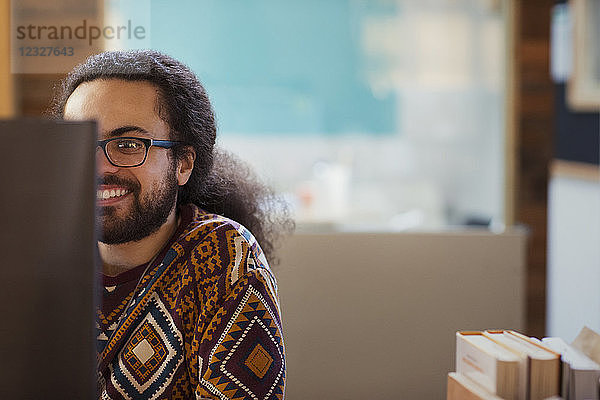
[{"xmin": 96, "ymin": 188, "xmax": 131, "ymax": 201}]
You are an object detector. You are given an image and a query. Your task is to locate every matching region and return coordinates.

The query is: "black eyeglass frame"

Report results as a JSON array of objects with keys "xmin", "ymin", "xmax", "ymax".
[{"xmin": 97, "ymin": 136, "xmax": 185, "ymax": 168}]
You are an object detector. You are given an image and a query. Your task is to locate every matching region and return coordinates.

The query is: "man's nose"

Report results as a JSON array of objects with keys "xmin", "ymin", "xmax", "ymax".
[{"xmin": 96, "ymin": 147, "xmax": 119, "ymax": 174}]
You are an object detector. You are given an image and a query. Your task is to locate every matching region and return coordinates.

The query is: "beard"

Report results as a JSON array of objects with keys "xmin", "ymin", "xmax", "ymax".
[{"xmin": 97, "ymin": 164, "xmax": 179, "ymax": 245}]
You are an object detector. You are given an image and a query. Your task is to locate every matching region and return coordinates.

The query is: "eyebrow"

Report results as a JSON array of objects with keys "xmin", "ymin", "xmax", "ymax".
[{"xmin": 104, "ymin": 125, "xmax": 149, "ymax": 138}]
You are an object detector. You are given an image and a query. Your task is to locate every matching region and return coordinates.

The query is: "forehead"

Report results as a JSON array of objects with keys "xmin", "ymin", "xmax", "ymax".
[{"xmin": 63, "ymin": 79, "xmax": 167, "ymax": 137}]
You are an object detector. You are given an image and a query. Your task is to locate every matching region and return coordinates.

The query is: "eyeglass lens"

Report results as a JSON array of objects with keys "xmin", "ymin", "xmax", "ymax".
[{"xmin": 106, "ymin": 138, "xmax": 147, "ymax": 167}]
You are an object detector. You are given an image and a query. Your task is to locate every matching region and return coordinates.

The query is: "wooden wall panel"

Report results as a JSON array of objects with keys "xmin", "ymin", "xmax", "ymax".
[
  {"xmin": 11, "ymin": 0, "xmax": 103, "ymax": 116},
  {"xmin": 515, "ymin": 0, "xmax": 555, "ymax": 338},
  {"xmin": 0, "ymin": 0, "xmax": 14, "ymax": 117}
]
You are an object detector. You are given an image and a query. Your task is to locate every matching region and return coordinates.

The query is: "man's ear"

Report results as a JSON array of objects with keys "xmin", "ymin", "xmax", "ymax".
[{"xmin": 176, "ymin": 146, "xmax": 196, "ymax": 186}]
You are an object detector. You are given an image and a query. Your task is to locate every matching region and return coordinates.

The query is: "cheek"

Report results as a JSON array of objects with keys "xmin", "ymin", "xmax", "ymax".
[
  {"xmin": 132, "ymin": 159, "xmax": 167, "ymax": 182},
  {"xmin": 137, "ymin": 166, "xmax": 172, "ymax": 194},
  {"xmin": 130, "ymin": 152, "xmax": 176, "ymax": 191},
  {"xmin": 147, "ymin": 152, "xmax": 174, "ymax": 173}
]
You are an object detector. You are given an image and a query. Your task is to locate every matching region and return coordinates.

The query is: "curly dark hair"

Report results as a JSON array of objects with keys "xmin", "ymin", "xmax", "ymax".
[{"xmin": 49, "ymin": 49, "xmax": 293, "ymax": 264}]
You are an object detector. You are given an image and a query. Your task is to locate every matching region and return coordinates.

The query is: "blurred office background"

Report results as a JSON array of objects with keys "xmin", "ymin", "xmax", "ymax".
[
  {"xmin": 149, "ymin": 0, "xmax": 507, "ymax": 231},
  {"xmin": 1, "ymin": 0, "xmax": 598, "ymax": 398}
]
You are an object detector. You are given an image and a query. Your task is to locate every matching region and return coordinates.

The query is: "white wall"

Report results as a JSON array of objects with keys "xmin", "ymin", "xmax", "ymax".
[
  {"xmin": 547, "ymin": 174, "xmax": 600, "ymax": 342},
  {"xmin": 219, "ymin": 125, "xmax": 505, "ymax": 231}
]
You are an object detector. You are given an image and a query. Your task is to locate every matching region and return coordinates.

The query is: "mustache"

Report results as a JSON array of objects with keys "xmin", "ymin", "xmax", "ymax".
[{"xmin": 97, "ymin": 175, "xmax": 140, "ymax": 192}]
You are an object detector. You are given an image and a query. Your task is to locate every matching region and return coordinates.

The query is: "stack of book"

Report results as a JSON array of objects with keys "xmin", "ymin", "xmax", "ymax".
[{"xmin": 447, "ymin": 328, "xmax": 600, "ymax": 400}]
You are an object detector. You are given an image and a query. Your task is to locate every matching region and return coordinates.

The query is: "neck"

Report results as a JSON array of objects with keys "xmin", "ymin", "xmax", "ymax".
[{"xmin": 99, "ymin": 208, "xmax": 179, "ymax": 276}]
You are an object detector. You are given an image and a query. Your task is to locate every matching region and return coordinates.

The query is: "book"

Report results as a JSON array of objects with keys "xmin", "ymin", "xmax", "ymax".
[
  {"xmin": 542, "ymin": 336, "xmax": 600, "ymax": 400},
  {"xmin": 484, "ymin": 330, "xmax": 561, "ymax": 400},
  {"xmin": 572, "ymin": 326, "xmax": 600, "ymax": 365},
  {"xmin": 456, "ymin": 331, "xmax": 521, "ymax": 400},
  {"xmin": 447, "ymin": 372, "xmax": 503, "ymax": 400}
]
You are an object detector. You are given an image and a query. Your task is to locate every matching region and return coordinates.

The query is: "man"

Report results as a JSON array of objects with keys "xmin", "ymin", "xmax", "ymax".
[{"xmin": 51, "ymin": 50, "xmax": 288, "ymax": 399}]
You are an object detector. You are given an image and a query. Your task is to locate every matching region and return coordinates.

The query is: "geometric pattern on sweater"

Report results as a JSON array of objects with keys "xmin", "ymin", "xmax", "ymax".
[
  {"xmin": 97, "ymin": 284, "xmax": 136, "ymax": 354},
  {"xmin": 109, "ymin": 292, "xmax": 183, "ymax": 399},
  {"xmin": 97, "ymin": 204, "xmax": 285, "ymax": 399},
  {"xmin": 99, "ymin": 253, "xmax": 173, "ymax": 372},
  {"xmin": 200, "ymin": 285, "xmax": 285, "ymax": 400},
  {"xmin": 97, "ymin": 289, "xmax": 133, "ymax": 326}
]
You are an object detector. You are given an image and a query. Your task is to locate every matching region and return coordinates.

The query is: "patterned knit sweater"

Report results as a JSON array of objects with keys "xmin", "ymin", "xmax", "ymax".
[{"xmin": 97, "ymin": 204, "xmax": 286, "ymax": 399}]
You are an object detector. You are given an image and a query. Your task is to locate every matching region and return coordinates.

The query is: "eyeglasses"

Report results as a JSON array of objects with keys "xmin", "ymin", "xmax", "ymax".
[{"xmin": 97, "ymin": 136, "xmax": 183, "ymax": 167}]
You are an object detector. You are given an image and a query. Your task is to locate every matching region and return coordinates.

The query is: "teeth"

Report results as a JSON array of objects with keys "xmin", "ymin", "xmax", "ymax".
[{"xmin": 97, "ymin": 189, "xmax": 129, "ymax": 200}]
